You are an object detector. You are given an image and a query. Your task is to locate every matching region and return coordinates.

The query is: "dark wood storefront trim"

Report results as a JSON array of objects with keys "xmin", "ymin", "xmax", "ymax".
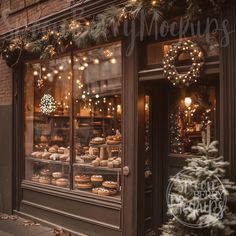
[
  {"xmin": 22, "ymin": 180, "xmax": 122, "ymax": 207},
  {"xmin": 220, "ymin": 0, "xmax": 236, "ymax": 181},
  {"xmin": 138, "ymin": 60, "xmax": 220, "ymax": 81},
  {"xmin": 20, "ymin": 200, "xmax": 121, "ymax": 230}
]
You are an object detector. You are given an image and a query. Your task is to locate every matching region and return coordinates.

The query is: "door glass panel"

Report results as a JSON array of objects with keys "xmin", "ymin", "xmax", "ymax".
[
  {"xmin": 73, "ymin": 43, "xmax": 122, "ymax": 198},
  {"xmin": 169, "ymin": 85, "xmax": 217, "ymax": 155},
  {"xmin": 24, "ymin": 56, "xmax": 71, "ymax": 188}
]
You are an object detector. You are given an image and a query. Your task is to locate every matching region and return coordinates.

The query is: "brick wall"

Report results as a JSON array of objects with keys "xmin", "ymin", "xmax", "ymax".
[
  {"xmin": 0, "ymin": 0, "xmax": 75, "ymax": 105},
  {"xmin": 0, "ymin": 59, "xmax": 12, "ymax": 105}
]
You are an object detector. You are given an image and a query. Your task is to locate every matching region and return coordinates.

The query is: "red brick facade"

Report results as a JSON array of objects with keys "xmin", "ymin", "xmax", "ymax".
[{"xmin": 0, "ymin": 0, "xmax": 75, "ymax": 105}]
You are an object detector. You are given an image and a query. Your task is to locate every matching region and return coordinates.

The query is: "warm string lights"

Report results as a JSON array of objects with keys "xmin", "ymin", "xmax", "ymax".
[
  {"xmin": 40, "ymin": 94, "xmax": 56, "ymax": 115},
  {"xmin": 163, "ymin": 40, "xmax": 204, "ymax": 87}
]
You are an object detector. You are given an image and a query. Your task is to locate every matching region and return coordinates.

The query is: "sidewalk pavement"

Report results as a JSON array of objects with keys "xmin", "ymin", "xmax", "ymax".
[{"xmin": 0, "ymin": 214, "xmax": 71, "ymax": 236}]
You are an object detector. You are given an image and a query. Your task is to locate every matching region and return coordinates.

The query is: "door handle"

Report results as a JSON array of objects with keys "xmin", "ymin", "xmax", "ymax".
[{"xmin": 123, "ymin": 166, "xmax": 130, "ymax": 176}]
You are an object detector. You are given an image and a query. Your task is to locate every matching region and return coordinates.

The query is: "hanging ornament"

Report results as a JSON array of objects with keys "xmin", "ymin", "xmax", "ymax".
[
  {"xmin": 163, "ymin": 40, "xmax": 204, "ymax": 86},
  {"xmin": 40, "ymin": 94, "xmax": 56, "ymax": 115}
]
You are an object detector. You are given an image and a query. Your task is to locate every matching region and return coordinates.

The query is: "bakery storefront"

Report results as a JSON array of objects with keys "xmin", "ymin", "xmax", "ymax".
[{"xmin": 1, "ymin": 0, "xmax": 236, "ymax": 235}]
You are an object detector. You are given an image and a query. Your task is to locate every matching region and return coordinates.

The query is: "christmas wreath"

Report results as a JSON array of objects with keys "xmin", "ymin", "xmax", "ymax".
[{"xmin": 163, "ymin": 40, "xmax": 204, "ymax": 86}]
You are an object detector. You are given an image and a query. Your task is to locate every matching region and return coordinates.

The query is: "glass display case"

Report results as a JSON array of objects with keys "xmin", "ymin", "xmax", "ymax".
[{"xmin": 24, "ymin": 42, "xmax": 122, "ymax": 198}]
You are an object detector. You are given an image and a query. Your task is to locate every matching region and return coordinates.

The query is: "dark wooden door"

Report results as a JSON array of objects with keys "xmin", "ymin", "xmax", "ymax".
[{"xmin": 138, "ymin": 80, "xmax": 169, "ymax": 236}]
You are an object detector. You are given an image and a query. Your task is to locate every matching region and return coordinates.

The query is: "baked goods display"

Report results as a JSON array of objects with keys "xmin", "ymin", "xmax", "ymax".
[
  {"xmin": 74, "ymin": 174, "xmax": 120, "ymax": 196},
  {"xmin": 31, "ymin": 166, "xmax": 69, "ymax": 188},
  {"xmin": 27, "ymin": 115, "xmax": 122, "ymax": 197},
  {"xmin": 29, "ymin": 145, "xmax": 70, "ymax": 162}
]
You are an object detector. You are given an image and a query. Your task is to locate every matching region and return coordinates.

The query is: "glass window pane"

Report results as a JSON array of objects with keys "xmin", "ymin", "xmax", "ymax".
[
  {"xmin": 147, "ymin": 34, "xmax": 219, "ymax": 66},
  {"xmin": 24, "ymin": 56, "xmax": 72, "ymax": 188},
  {"xmin": 169, "ymin": 85, "xmax": 217, "ymax": 155},
  {"xmin": 73, "ymin": 43, "xmax": 122, "ymax": 199}
]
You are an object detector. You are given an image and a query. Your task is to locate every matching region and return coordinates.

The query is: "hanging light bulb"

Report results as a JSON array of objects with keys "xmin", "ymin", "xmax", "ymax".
[
  {"xmin": 93, "ymin": 59, "xmax": 100, "ymax": 64},
  {"xmin": 184, "ymin": 97, "xmax": 192, "ymax": 107},
  {"xmin": 110, "ymin": 58, "xmax": 117, "ymax": 64},
  {"xmin": 33, "ymin": 71, "xmax": 39, "ymax": 76},
  {"xmin": 151, "ymin": 0, "xmax": 157, "ymax": 6}
]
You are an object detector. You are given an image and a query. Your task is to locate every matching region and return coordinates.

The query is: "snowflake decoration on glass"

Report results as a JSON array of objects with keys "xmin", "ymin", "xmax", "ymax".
[{"xmin": 40, "ymin": 94, "xmax": 56, "ymax": 115}]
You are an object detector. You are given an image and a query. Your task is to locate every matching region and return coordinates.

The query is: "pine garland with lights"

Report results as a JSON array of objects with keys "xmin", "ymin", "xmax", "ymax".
[
  {"xmin": 163, "ymin": 40, "xmax": 204, "ymax": 87},
  {"xmin": 0, "ymin": 0, "xmax": 225, "ymax": 67}
]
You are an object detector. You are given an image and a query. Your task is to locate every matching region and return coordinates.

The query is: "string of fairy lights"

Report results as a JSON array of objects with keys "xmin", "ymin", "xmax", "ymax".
[
  {"xmin": 33, "ymin": 45, "xmax": 122, "ymax": 116},
  {"xmin": 1, "ymin": 0, "xmax": 163, "ymax": 66}
]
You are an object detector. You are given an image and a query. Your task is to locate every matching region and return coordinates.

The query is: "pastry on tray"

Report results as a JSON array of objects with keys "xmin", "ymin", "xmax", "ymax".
[
  {"xmin": 52, "ymin": 172, "xmax": 64, "ymax": 178},
  {"xmin": 90, "ymin": 137, "xmax": 105, "ymax": 145},
  {"xmin": 100, "ymin": 160, "xmax": 108, "ymax": 167},
  {"xmin": 40, "ymin": 169, "xmax": 51, "ymax": 176},
  {"xmin": 102, "ymin": 181, "xmax": 118, "ymax": 189},
  {"xmin": 51, "ymin": 178, "xmax": 57, "ymax": 185},
  {"xmin": 39, "ymin": 176, "xmax": 51, "ymax": 184},
  {"xmin": 106, "ymin": 130, "xmax": 122, "ymax": 145},
  {"xmin": 91, "ymin": 175, "xmax": 103, "ymax": 187},
  {"xmin": 75, "ymin": 175, "xmax": 91, "ymax": 183},
  {"xmin": 76, "ymin": 182, "xmax": 92, "ymax": 189},
  {"xmin": 35, "ymin": 152, "xmax": 43, "ymax": 159},
  {"xmin": 32, "ymin": 174, "xmax": 40, "ymax": 182},
  {"xmin": 31, "ymin": 152, "xmax": 39, "ymax": 158},
  {"xmin": 50, "ymin": 153, "xmax": 60, "ymax": 161},
  {"xmin": 49, "ymin": 146, "xmax": 58, "ymax": 153},
  {"xmin": 60, "ymin": 154, "xmax": 69, "ymax": 162},
  {"xmin": 113, "ymin": 159, "xmax": 121, "ymax": 168},
  {"xmin": 41, "ymin": 152, "xmax": 51, "ymax": 160},
  {"xmin": 91, "ymin": 159, "xmax": 100, "ymax": 167},
  {"xmin": 97, "ymin": 188, "xmax": 110, "ymax": 196},
  {"xmin": 92, "ymin": 187, "xmax": 118, "ymax": 196},
  {"xmin": 56, "ymin": 178, "xmax": 68, "ymax": 187},
  {"xmin": 58, "ymin": 147, "xmax": 66, "ymax": 154},
  {"xmin": 80, "ymin": 155, "xmax": 96, "ymax": 163}
]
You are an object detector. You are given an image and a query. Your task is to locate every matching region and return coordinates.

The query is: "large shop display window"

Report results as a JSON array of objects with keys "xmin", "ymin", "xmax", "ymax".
[{"xmin": 24, "ymin": 42, "xmax": 122, "ymax": 199}]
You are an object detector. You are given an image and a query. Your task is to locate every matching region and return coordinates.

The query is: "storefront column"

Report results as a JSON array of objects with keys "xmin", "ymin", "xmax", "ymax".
[{"xmin": 220, "ymin": 0, "xmax": 236, "ymax": 181}]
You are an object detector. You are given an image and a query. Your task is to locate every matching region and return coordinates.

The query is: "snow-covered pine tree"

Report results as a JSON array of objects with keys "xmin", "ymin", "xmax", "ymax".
[{"xmin": 161, "ymin": 125, "xmax": 236, "ymax": 236}]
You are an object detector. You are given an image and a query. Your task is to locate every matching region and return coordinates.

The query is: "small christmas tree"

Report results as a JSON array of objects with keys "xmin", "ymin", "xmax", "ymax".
[{"xmin": 161, "ymin": 125, "xmax": 236, "ymax": 236}]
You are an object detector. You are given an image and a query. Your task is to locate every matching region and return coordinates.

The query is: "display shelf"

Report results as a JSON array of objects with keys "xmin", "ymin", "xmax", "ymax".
[
  {"xmin": 73, "ymin": 163, "xmax": 121, "ymax": 173},
  {"xmin": 73, "ymin": 189, "xmax": 121, "ymax": 200},
  {"xmin": 89, "ymin": 143, "xmax": 122, "ymax": 148},
  {"xmin": 26, "ymin": 157, "xmax": 69, "ymax": 165}
]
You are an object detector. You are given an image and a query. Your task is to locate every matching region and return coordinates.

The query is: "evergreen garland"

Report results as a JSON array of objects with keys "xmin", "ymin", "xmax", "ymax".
[{"xmin": 0, "ymin": 0, "xmax": 225, "ymax": 67}]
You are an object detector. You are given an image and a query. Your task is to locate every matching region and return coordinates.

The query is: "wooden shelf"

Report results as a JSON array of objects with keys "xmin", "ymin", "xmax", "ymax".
[
  {"xmin": 26, "ymin": 157, "xmax": 69, "ymax": 166},
  {"xmin": 89, "ymin": 143, "xmax": 122, "ymax": 148},
  {"xmin": 74, "ymin": 163, "xmax": 121, "ymax": 173}
]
